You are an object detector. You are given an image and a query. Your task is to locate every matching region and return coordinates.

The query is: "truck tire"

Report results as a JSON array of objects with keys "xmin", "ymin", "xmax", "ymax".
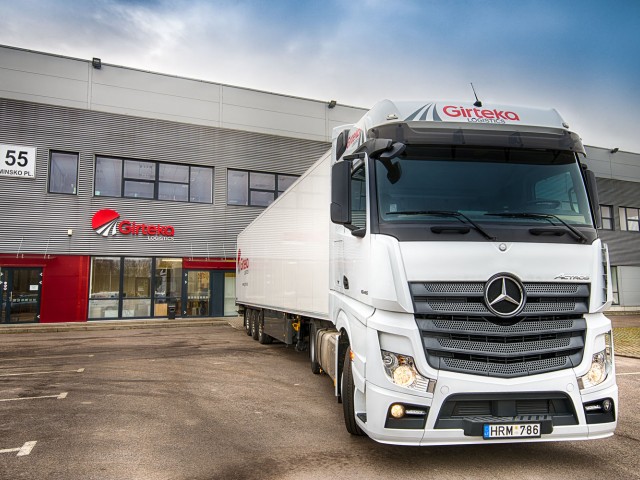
[
  {"xmin": 251, "ymin": 310, "xmax": 259, "ymax": 341},
  {"xmin": 342, "ymin": 347, "xmax": 365, "ymax": 436},
  {"xmin": 244, "ymin": 310, "xmax": 252, "ymax": 336},
  {"xmin": 309, "ymin": 322, "xmax": 321, "ymax": 374},
  {"xmin": 258, "ymin": 313, "xmax": 272, "ymax": 344}
]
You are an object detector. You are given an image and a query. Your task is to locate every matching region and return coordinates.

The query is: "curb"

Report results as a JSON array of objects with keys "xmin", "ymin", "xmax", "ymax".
[{"xmin": 0, "ymin": 318, "xmax": 232, "ymax": 334}]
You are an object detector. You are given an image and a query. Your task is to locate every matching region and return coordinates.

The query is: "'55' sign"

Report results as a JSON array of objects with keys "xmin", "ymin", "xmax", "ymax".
[{"xmin": 0, "ymin": 144, "xmax": 36, "ymax": 179}]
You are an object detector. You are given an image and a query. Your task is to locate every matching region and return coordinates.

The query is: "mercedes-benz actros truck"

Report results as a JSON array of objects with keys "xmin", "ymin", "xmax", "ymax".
[{"xmin": 236, "ymin": 99, "xmax": 617, "ymax": 445}]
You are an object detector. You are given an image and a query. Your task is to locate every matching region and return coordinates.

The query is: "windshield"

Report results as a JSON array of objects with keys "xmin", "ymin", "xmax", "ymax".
[{"xmin": 375, "ymin": 146, "xmax": 594, "ymax": 228}]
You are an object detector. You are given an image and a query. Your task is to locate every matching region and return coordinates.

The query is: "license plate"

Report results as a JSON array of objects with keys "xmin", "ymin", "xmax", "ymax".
[{"xmin": 483, "ymin": 423, "xmax": 541, "ymax": 439}]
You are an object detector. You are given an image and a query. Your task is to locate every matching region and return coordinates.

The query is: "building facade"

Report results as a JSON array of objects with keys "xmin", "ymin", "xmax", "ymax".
[
  {"xmin": 0, "ymin": 45, "xmax": 364, "ymax": 323},
  {"xmin": 1, "ymin": 45, "xmax": 639, "ymax": 323}
]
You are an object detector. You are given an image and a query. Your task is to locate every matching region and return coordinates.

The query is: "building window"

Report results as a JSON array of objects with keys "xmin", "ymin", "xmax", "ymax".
[
  {"xmin": 89, "ymin": 257, "xmax": 182, "ymax": 319},
  {"xmin": 619, "ymin": 207, "xmax": 640, "ymax": 232},
  {"xmin": 49, "ymin": 151, "xmax": 78, "ymax": 194},
  {"xmin": 94, "ymin": 156, "xmax": 212, "ymax": 203},
  {"xmin": 154, "ymin": 258, "xmax": 183, "ymax": 317},
  {"xmin": 600, "ymin": 205, "xmax": 614, "ymax": 230},
  {"xmin": 227, "ymin": 169, "xmax": 298, "ymax": 207},
  {"xmin": 88, "ymin": 257, "xmax": 121, "ymax": 319},
  {"xmin": 122, "ymin": 257, "xmax": 152, "ymax": 317}
]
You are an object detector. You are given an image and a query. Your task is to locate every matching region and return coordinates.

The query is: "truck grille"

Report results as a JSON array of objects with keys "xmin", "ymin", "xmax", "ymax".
[{"xmin": 410, "ymin": 281, "xmax": 588, "ymax": 378}]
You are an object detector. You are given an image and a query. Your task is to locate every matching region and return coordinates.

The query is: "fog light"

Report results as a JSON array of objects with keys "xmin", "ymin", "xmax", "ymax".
[
  {"xmin": 602, "ymin": 398, "xmax": 613, "ymax": 412},
  {"xmin": 390, "ymin": 404, "xmax": 405, "ymax": 419}
]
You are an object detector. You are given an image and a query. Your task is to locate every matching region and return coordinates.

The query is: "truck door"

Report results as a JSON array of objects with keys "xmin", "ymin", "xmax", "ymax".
[{"xmin": 335, "ymin": 164, "xmax": 370, "ymax": 303}]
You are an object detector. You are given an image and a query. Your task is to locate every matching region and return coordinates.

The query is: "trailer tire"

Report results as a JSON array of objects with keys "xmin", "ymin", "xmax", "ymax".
[
  {"xmin": 244, "ymin": 310, "xmax": 252, "ymax": 336},
  {"xmin": 258, "ymin": 313, "xmax": 272, "ymax": 344},
  {"xmin": 342, "ymin": 347, "xmax": 364, "ymax": 436},
  {"xmin": 309, "ymin": 322, "xmax": 321, "ymax": 374},
  {"xmin": 251, "ymin": 310, "xmax": 259, "ymax": 341}
]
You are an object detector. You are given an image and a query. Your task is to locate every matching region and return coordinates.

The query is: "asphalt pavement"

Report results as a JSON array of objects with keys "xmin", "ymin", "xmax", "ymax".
[
  {"xmin": 0, "ymin": 323, "xmax": 638, "ymax": 480},
  {"xmin": 2, "ymin": 313, "xmax": 639, "ymax": 358}
]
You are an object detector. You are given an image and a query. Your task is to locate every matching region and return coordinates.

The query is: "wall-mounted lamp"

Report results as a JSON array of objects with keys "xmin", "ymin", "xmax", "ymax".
[
  {"xmin": 610, "ymin": 148, "xmax": 619, "ymax": 154},
  {"xmin": 92, "ymin": 57, "xmax": 102, "ymax": 69},
  {"xmin": 327, "ymin": 100, "xmax": 337, "ymax": 109},
  {"xmin": 67, "ymin": 229, "xmax": 73, "ymax": 237}
]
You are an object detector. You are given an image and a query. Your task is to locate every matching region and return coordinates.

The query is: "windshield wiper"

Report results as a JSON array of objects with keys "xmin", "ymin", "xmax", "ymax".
[
  {"xmin": 388, "ymin": 210, "xmax": 496, "ymax": 241},
  {"xmin": 485, "ymin": 212, "xmax": 588, "ymax": 244}
]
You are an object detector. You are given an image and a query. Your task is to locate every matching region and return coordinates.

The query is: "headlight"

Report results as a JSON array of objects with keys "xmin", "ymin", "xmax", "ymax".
[
  {"xmin": 381, "ymin": 350, "xmax": 434, "ymax": 392},
  {"xmin": 578, "ymin": 332, "xmax": 613, "ymax": 390}
]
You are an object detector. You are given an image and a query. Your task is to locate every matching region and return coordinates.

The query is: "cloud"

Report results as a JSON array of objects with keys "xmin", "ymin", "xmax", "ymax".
[{"xmin": 0, "ymin": 0, "xmax": 639, "ymax": 151}]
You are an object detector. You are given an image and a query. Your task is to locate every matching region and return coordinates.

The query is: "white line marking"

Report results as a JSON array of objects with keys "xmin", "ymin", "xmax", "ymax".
[
  {"xmin": 0, "ymin": 354, "xmax": 94, "ymax": 362},
  {"xmin": 0, "ymin": 392, "xmax": 68, "ymax": 402},
  {"xmin": 616, "ymin": 371, "xmax": 640, "ymax": 376},
  {"xmin": 18, "ymin": 441, "xmax": 37, "ymax": 456},
  {"xmin": 0, "ymin": 441, "xmax": 37, "ymax": 456},
  {"xmin": 0, "ymin": 368, "xmax": 84, "ymax": 377}
]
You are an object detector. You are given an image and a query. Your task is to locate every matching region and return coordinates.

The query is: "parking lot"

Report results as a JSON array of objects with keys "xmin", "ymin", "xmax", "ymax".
[{"xmin": 1, "ymin": 322, "xmax": 639, "ymax": 480}]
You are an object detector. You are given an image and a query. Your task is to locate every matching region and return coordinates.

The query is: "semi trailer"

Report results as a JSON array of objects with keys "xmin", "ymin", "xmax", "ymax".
[{"xmin": 235, "ymin": 99, "xmax": 617, "ymax": 445}]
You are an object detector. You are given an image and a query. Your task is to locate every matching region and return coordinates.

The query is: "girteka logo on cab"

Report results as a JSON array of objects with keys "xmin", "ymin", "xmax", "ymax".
[
  {"xmin": 92, "ymin": 209, "xmax": 175, "ymax": 239},
  {"xmin": 405, "ymin": 103, "xmax": 521, "ymax": 124}
]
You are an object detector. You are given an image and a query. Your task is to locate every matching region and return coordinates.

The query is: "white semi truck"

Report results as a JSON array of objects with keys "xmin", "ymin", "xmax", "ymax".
[{"xmin": 235, "ymin": 99, "xmax": 618, "ymax": 445}]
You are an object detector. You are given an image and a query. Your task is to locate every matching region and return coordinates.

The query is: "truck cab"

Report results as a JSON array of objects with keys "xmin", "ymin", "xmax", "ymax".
[{"xmin": 328, "ymin": 100, "xmax": 617, "ymax": 444}]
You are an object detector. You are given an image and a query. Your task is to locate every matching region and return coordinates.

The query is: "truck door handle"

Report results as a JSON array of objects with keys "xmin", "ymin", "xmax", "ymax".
[{"xmin": 343, "ymin": 276, "xmax": 349, "ymax": 290}]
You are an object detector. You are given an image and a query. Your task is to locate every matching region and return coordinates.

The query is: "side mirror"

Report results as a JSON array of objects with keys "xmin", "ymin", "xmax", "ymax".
[
  {"xmin": 335, "ymin": 129, "xmax": 350, "ymax": 160},
  {"xmin": 330, "ymin": 160, "xmax": 352, "ymax": 225}
]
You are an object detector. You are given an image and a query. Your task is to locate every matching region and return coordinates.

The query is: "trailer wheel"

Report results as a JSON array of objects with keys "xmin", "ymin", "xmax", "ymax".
[
  {"xmin": 342, "ymin": 347, "xmax": 364, "ymax": 436},
  {"xmin": 309, "ymin": 322, "xmax": 321, "ymax": 374},
  {"xmin": 251, "ymin": 310, "xmax": 259, "ymax": 341},
  {"xmin": 244, "ymin": 310, "xmax": 252, "ymax": 336},
  {"xmin": 258, "ymin": 313, "xmax": 272, "ymax": 344}
]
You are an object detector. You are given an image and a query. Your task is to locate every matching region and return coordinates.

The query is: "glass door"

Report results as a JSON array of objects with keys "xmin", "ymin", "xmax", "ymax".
[
  {"xmin": 186, "ymin": 271, "xmax": 211, "ymax": 317},
  {"xmin": 0, "ymin": 268, "xmax": 42, "ymax": 323}
]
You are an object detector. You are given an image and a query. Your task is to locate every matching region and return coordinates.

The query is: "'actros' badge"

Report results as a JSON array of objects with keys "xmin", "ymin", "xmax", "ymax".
[{"xmin": 484, "ymin": 274, "xmax": 526, "ymax": 318}]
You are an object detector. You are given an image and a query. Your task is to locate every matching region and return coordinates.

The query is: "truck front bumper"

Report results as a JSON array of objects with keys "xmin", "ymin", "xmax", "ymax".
[{"xmin": 358, "ymin": 372, "xmax": 618, "ymax": 446}]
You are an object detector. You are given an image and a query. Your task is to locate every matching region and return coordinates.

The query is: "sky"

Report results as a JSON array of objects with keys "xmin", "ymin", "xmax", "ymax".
[{"xmin": 1, "ymin": 0, "xmax": 639, "ymax": 152}]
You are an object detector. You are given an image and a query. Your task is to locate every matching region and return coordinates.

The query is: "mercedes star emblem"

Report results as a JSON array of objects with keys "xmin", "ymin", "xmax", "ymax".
[{"xmin": 484, "ymin": 274, "xmax": 526, "ymax": 318}]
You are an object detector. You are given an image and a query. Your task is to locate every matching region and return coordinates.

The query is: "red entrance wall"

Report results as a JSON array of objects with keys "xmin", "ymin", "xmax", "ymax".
[{"xmin": 0, "ymin": 255, "xmax": 90, "ymax": 323}]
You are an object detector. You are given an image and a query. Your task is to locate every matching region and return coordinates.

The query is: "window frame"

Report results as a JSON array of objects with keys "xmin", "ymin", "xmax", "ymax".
[
  {"xmin": 599, "ymin": 204, "xmax": 614, "ymax": 230},
  {"xmin": 619, "ymin": 206, "xmax": 640, "ymax": 232},
  {"xmin": 94, "ymin": 155, "xmax": 213, "ymax": 204},
  {"xmin": 48, "ymin": 150, "xmax": 79, "ymax": 195},
  {"xmin": 226, "ymin": 168, "xmax": 298, "ymax": 207}
]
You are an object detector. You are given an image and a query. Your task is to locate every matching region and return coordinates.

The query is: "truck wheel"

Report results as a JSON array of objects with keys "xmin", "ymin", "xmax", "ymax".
[
  {"xmin": 258, "ymin": 313, "xmax": 272, "ymax": 344},
  {"xmin": 244, "ymin": 310, "xmax": 252, "ymax": 336},
  {"xmin": 251, "ymin": 310, "xmax": 259, "ymax": 341},
  {"xmin": 342, "ymin": 347, "xmax": 365, "ymax": 436},
  {"xmin": 309, "ymin": 322, "xmax": 321, "ymax": 374}
]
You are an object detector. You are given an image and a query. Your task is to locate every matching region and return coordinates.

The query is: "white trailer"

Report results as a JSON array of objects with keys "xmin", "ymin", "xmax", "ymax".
[{"xmin": 236, "ymin": 99, "xmax": 618, "ymax": 445}]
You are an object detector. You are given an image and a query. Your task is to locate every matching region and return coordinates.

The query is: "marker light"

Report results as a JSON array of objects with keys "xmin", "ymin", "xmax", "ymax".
[
  {"xmin": 381, "ymin": 350, "xmax": 433, "ymax": 392},
  {"xmin": 578, "ymin": 332, "xmax": 613, "ymax": 390},
  {"xmin": 393, "ymin": 365, "xmax": 416, "ymax": 387}
]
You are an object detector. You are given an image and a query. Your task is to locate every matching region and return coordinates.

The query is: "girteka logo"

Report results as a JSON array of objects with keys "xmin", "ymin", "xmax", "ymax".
[
  {"xmin": 91, "ymin": 209, "xmax": 175, "ymax": 238},
  {"xmin": 405, "ymin": 103, "xmax": 521, "ymax": 124}
]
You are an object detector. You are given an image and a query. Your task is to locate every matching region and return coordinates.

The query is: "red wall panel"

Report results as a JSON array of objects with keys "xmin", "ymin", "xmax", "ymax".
[{"xmin": 0, "ymin": 255, "xmax": 90, "ymax": 323}]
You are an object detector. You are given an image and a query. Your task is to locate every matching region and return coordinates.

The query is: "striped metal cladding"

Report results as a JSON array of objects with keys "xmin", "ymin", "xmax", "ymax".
[
  {"xmin": 0, "ymin": 98, "xmax": 329, "ymax": 259},
  {"xmin": 596, "ymin": 177, "xmax": 640, "ymax": 266},
  {"xmin": 410, "ymin": 281, "xmax": 588, "ymax": 378}
]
